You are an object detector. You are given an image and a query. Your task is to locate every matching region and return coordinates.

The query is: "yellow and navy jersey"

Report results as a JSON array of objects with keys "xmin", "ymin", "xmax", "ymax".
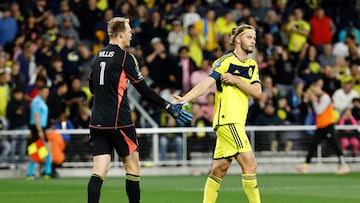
[{"xmin": 209, "ymin": 52, "xmax": 260, "ymax": 128}]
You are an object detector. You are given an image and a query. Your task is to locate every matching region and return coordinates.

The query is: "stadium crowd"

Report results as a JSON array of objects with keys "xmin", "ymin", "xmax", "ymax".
[{"xmin": 0, "ymin": 0, "xmax": 360, "ymax": 169}]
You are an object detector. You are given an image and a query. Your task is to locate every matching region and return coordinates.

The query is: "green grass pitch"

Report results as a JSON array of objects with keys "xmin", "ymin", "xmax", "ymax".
[{"xmin": 1, "ymin": 173, "xmax": 359, "ymax": 203}]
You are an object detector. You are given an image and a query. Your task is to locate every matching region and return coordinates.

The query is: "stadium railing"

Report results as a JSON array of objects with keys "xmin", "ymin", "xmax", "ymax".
[{"xmin": 0, "ymin": 125, "xmax": 359, "ymax": 168}]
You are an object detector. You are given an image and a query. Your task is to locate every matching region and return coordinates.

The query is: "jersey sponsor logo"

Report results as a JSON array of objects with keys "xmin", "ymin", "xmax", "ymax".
[{"xmin": 99, "ymin": 51, "xmax": 115, "ymax": 57}]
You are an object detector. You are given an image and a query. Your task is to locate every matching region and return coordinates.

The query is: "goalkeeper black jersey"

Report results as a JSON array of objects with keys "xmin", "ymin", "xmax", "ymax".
[{"xmin": 89, "ymin": 44, "xmax": 166, "ymax": 129}]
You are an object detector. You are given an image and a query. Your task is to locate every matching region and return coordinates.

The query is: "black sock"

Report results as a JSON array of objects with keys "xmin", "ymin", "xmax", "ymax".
[
  {"xmin": 88, "ymin": 174, "xmax": 103, "ymax": 203},
  {"xmin": 126, "ymin": 173, "xmax": 140, "ymax": 203}
]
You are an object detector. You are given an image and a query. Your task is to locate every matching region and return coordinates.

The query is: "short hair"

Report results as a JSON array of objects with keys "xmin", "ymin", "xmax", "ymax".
[
  {"xmin": 229, "ymin": 24, "xmax": 255, "ymax": 46},
  {"xmin": 107, "ymin": 17, "xmax": 129, "ymax": 39}
]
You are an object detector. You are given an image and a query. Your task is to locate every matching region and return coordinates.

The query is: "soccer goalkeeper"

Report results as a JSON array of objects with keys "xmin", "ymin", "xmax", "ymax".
[{"xmin": 87, "ymin": 17, "xmax": 192, "ymax": 203}]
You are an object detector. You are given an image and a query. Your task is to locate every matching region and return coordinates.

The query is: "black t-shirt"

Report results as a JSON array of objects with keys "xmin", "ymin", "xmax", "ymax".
[{"xmin": 89, "ymin": 44, "xmax": 166, "ymax": 128}]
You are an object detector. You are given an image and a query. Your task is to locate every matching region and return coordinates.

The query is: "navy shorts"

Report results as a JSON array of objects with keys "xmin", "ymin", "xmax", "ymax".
[{"xmin": 89, "ymin": 127, "xmax": 138, "ymax": 157}]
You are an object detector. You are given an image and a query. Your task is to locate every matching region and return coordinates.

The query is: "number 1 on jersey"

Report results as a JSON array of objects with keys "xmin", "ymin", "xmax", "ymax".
[{"xmin": 99, "ymin": 61, "xmax": 106, "ymax": 85}]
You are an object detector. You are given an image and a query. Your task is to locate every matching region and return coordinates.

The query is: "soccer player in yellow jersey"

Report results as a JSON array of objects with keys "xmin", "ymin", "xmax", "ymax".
[{"xmin": 175, "ymin": 24, "xmax": 262, "ymax": 203}]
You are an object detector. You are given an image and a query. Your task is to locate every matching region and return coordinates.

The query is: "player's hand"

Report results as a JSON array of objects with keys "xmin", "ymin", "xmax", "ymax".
[
  {"xmin": 221, "ymin": 73, "xmax": 237, "ymax": 85},
  {"xmin": 164, "ymin": 102, "xmax": 193, "ymax": 126}
]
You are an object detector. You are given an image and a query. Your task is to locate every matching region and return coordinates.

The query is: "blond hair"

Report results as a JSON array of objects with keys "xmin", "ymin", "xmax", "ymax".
[
  {"xmin": 107, "ymin": 17, "xmax": 129, "ymax": 39},
  {"xmin": 229, "ymin": 24, "xmax": 256, "ymax": 46}
]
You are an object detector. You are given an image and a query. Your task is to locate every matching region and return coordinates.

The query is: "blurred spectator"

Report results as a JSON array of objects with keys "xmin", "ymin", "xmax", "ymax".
[
  {"xmin": 25, "ymin": 75, "xmax": 47, "ymax": 103},
  {"xmin": 133, "ymin": 4, "xmax": 148, "ymax": 47},
  {"xmin": 47, "ymin": 81, "xmax": 68, "ymax": 122},
  {"xmin": 159, "ymin": 113, "xmax": 183, "ymax": 163},
  {"xmin": 298, "ymin": 44, "xmax": 321, "ymax": 85},
  {"xmin": 65, "ymin": 77, "xmax": 88, "ymax": 121},
  {"xmin": 262, "ymin": 75, "xmax": 280, "ymax": 103},
  {"xmin": 59, "ymin": 15, "xmax": 80, "ymax": 44},
  {"xmin": 8, "ymin": 60, "xmax": 27, "ymax": 92},
  {"xmin": 160, "ymin": 82, "xmax": 181, "ymax": 103},
  {"xmin": 77, "ymin": 43, "xmax": 93, "ymax": 87},
  {"xmin": 338, "ymin": 21, "xmax": 360, "ymax": 45},
  {"xmin": 318, "ymin": 44, "xmax": 336, "ymax": 67},
  {"xmin": 145, "ymin": 37, "xmax": 178, "ymax": 89},
  {"xmin": 286, "ymin": 8, "xmax": 310, "ymax": 59},
  {"xmin": 190, "ymin": 59, "xmax": 213, "ymax": 105},
  {"xmin": 0, "ymin": 68, "xmax": 11, "ymax": 117},
  {"xmin": 142, "ymin": 10, "xmax": 168, "ymax": 50},
  {"xmin": 42, "ymin": 12, "xmax": 59, "ymax": 42},
  {"xmin": 333, "ymin": 55, "xmax": 350, "ymax": 85},
  {"xmin": 93, "ymin": 8, "xmax": 113, "ymax": 54},
  {"xmin": 176, "ymin": 46, "xmax": 197, "ymax": 93},
  {"xmin": 16, "ymin": 41, "xmax": 36, "ymax": 82},
  {"xmin": 6, "ymin": 88, "xmax": 28, "ymax": 168},
  {"xmin": 48, "ymin": 56, "xmax": 66, "ymax": 86},
  {"xmin": 332, "ymin": 80, "xmax": 359, "ymax": 114},
  {"xmin": 263, "ymin": 9, "xmax": 281, "ymax": 38},
  {"xmin": 274, "ymin": 45, "xmax": 295, "ymax": 96},
  {"xmin": 167, "ymin": 20, "xmax": 184, "ymax": 58},
  {"xmin": 127, "ymin": 65, "xmax": 154, "ymax": 104},
  {"xmin": 54, "ymin": 112, "xmax": 75, "ymax": 161},
  {"xmin": 60, "ymin": 34, "xmax": 81, "ymax": 77},
  {"xmin": 349, "ymin": 62, "xmax": 360, "ymax": 95},
  {"xmin": 182, "ymin": 3, "xmax": 200, "ymax": 35},
  {"xmin": 21, "ymin": 15, "xmax": 42, "ymax": 42},
  {"xmin": 309, "ymin": 7, "xmax": 336, "ymax": 48},
  {"xmin": 182, "ymin": 24, "xmax": 205, "ymax": 68},
  {"xmin": 249, "ymin": 0, "xmax": 269, "ymax": 23},
  {"xmin": 31, "ymin": 0, "xmax": 51, "ymax": 25},
  {"xmin": 248, "ymin": 92, "xmax": 269, "ymax": 125},
  {"xmin": 35, "ymin": 33, "xmax": 56, "ymax": 72},
  {"xmin": 344, "ymin": 33, "xmax": 360, "ymax": 64},
  {"xmin": 0, "ymin": 4, "xmax": 19, "ymax": 47},
  {"xmin": 55, "ymin": 0, "xmax": 80, "ymax": 31},
  {"xmin": 321, "ymin": 65, "xmax": 341, "ymax": 96},
  {"xmin": 215, "ymin": 10, "xmax": 237, "ymax": 37},
  {"xmin": 254, "ymin": 101, "xmax": 287, "ymax": 152},
  {"xmin": 285, "ymin": 78, "xmax": 305, "ymax": 123},
  {"xmin": 194, "ymin": 8, "xmax": 218, "ymax": 57},
  {"xmin": 338, "ymin": 108, "xmax": 359, "ymax": 158},
  {"xmin": 76, "ymin": 0, "xmax": 102, "ymax": 42},
  {"xmin": 351, "ymin": 98, "xmax": 360, "ymax": 122}
]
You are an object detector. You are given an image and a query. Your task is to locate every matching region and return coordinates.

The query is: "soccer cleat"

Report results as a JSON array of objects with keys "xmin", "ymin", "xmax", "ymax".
[
  {"xmin": 43, "ymin": 174, "xmax": 52, "ymax": 180},
  {"xmin": 25, "ymin": 175, "xmax": 35, "ymax": 180},
  {"xmin": 294, "ymin": 164, "xmax": 308, "ymax": 174},
  {"xmin": 335, "ymin": 164, "xmax": 350, "ymax": 175}
]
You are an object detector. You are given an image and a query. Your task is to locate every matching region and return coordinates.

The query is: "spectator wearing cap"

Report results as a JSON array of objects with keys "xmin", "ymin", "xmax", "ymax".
[
  {"xmin": 59, "ymin": 33, "xmax": 81, "ymax": 77},
  {"xmin": 59, "ymin": 16, "xmax": 80, "ymax": 44},
  {"xmin": 0, "ymin": 4, "xmax": 18, "ymax": 46},
  {"xmin": 338, "ymin": 21, "xmax": 360, "ymax": 45},
  {"xmin": 167, "ymin": 20, "xmax": 184, "ymax": 57},
  {"xmin": 35, "ymin": 33, "xmax": 56, "ymax": 72}
]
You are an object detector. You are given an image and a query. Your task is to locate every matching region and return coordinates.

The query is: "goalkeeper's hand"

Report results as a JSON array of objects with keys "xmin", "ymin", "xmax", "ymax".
[{"xmin": 164, "ymin": 102, "xmax": 193, "ymax": 126}]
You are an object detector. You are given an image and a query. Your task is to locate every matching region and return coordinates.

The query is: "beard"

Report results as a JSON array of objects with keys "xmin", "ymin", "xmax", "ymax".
[{"xmin": 241, "ymin": 43, "xmax": 253, "ymax": 54}]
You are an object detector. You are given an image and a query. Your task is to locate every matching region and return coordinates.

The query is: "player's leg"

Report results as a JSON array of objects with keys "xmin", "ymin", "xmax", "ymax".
[
  {"xmin": 203, "ymin": 158, "xmax": 231, "ymax": 203},
  {"xmin": 88, "ymin": 129, "xmax": 112, "ymax": 203},
  {"xmin": 122, "ymin": 151, "xmax": 140, "ymax": 203},
  {"xmin": 235, "ymin": 151, "xmax": 260, "ymax": 203},
  {"xmin": 326, "ymin": 126, "xmax": 349, "ymax": 174},
  {"xmin": 116, "ymin": 127, "xmax": 140, "ymax": 203}
]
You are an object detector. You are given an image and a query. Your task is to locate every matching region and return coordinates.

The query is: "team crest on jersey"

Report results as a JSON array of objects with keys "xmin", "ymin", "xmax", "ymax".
[{"xmin": 248, "ymin": 67, "xmax": 253, "ymax": 77}]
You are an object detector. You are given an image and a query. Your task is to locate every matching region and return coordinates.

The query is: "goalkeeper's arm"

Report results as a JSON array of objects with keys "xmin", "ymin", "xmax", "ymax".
[{"xmin": 132, "ymin": 80, "xmax": 192, "ymax": 125}]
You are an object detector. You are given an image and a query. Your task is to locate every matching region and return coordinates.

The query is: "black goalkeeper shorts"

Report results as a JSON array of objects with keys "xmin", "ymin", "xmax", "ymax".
[{"xmin": 89, "ymin": 127, "xmax": 138, "ymax": 157}]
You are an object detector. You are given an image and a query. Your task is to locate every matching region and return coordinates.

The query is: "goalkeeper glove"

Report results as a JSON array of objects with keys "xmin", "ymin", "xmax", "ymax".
[{"xmin": 164, "ymin": 102, "xmax": 193, "ymax": 126}]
